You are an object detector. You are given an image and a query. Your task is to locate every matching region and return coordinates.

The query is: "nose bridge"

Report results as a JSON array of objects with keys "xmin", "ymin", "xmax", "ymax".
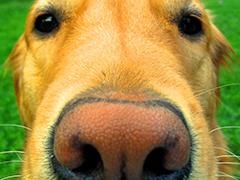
[
  {"xmin": 66, "ymin": 1, "xmax": 156, "ymax": 88},
  {"xmin": 56, "ymin": 0, "xmax": 181, "ymax": 98},
  {"xmin": 66, "ymin": 0, "xmax": 158, "ymax": 61}
]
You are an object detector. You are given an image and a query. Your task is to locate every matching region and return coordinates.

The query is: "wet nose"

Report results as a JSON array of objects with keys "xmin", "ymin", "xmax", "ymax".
[{"xmin": 52, "ymin": 98, "xmax": 192, "ymax": 180}]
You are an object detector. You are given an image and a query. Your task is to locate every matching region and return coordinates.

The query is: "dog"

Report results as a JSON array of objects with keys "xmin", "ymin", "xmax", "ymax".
[{"xmin": 7, "ymin": 0, "xmax": 235, "ymax": 179}]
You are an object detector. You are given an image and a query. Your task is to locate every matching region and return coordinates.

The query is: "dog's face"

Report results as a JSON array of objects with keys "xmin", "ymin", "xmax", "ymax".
[{"xmin": 8, "ymin": 0, "xmax": 233, "ymax": 179}]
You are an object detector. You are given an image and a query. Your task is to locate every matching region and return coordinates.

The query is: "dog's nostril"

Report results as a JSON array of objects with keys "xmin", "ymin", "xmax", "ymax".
[
  {"xmin": 54, "ymin": 134, "xmax": 103, "ymax": 178},
  {"xmin": 143, "ymin": 147, "xmax": 173, "ymax": 176},
  {"xmin": 143, "ymin": 136, "xmax": 191, "ymax": 179},
  {"xmin": 71, "ymin": 144, "xmax": 103, "ymax": 175}
]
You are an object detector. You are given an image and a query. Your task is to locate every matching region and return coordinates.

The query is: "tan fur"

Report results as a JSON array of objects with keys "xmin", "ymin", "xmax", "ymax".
[{"xmin": 7, "ymin": 0, "xmax": 234, "ymax": 179}]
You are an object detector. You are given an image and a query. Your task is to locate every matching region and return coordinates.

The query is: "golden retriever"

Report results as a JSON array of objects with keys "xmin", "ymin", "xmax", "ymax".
[{"xmin": 7, "ymin": 0, "xmax": 235, "ymax": 179}]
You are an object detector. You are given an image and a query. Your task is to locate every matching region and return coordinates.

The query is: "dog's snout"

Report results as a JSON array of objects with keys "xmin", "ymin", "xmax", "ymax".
[{"xmin": 52, "ymin": 98, "xmax": 192, "ymax": 179}]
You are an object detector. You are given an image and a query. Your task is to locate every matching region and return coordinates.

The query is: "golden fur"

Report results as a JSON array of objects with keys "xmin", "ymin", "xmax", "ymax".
[{"xmin": 7, "ymin": 0, "xmax": 234, "ymax": 179}]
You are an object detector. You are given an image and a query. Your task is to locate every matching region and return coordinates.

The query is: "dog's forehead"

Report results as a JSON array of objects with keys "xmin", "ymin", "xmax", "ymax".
[
  {"xmin": 34, "ymin": 0, "xmax": 202, "ymax": 13},
  {"xmin": 36, "ymin": 0, "xmax": 193, "ymax": 4}
]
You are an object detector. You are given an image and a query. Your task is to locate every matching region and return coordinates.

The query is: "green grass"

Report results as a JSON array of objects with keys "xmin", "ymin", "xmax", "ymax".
[
  {"xmin": 204, "ymin": 0, "xmax": 240, "ymax": 176},
  {"xmin": 204, "ymin": 0, "xmax": 240, "ymax": 161},
  {"xmin": 0, "ymin": 0, "xmax": 239, "ymax": 178},
  {"xmin": 0, "ymin": 0, "xmax": 33, "ymax": 178}
]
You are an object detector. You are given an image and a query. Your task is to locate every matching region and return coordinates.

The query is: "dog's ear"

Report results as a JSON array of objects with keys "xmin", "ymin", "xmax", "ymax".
[
  {"xmin": 210, "ymin": 24, "xmax": 233, "ymax": 68},
  {"xmin": 6, "ymin": 35, "xmax": 30, "ymax": 125}
]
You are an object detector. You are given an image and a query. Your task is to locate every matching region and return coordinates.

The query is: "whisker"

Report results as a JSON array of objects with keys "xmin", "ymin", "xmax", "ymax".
[
  {"xmin": 214, "ymin": 147, "xmax": 240, "ymax": 161},
  {"xmin": 0, "ymin": 124, "xmax": 31, "ymax": 131},
  {"xmin": 217, "ymin": 155, "xmax": 240, "ymax": 160},
  {"xmin": 210, "ymin": 126, "xmax": 240, "ymax": 134},
  {"xmin": 0, "ymin": 151, "xmax": 24, "ymax": 155},
  {"xmin": 217, "ymin": 162, "xmax": 240, "ymax": 165},
  {"xmin": 0, "ymin": 151, "xmax": 24, "ymax": 161},
  {"xmin": 217, "ymin": 172, "xmax": 239, "ymax": 180},
  {"xmin": 194, "ymin": 83, "xmax": 240, "ymax": 97},
  {"xmin": 0, "ymin": 175, "xmax": 21, "ymax": 180},
  {"xmin": 15, "ymin": 152, "xmax": 23, "ymax": 161}
]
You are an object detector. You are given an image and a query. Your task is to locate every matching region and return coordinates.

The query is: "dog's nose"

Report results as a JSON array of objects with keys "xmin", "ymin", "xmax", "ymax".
[{"xmin": 53, "ymin": 98, "xmax": 192, "ymax": 179}]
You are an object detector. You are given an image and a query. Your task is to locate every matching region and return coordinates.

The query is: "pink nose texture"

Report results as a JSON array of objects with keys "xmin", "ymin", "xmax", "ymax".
[{"xmin": 53, "ymin": 99, "xmax": 191, "ymax": 180}]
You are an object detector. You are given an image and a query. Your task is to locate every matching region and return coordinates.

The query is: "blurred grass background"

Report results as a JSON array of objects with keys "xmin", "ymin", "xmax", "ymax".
[{"xmin": 0, "ymin": 0, "xmax": 239, "ymax": 179}]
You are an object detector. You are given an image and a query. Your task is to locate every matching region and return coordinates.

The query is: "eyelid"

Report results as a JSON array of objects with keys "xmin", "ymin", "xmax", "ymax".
[
  {"xmin": 34, "ymin": 4, "xmax": 65, "ymax": 22},
  {"xmin": 172, "ymin": 7, "xmax": 202, "ymax": 24},
  {"xmin": 188, "ymin": 9, "xmax": 202, "ymax": 18},
  {"xmin": 182, "ymin": 8, "xmax": 202, "ymax": 20},
  {"xmin": 188, "ymin": 13, "xmax": 203, "ymax": 23}
]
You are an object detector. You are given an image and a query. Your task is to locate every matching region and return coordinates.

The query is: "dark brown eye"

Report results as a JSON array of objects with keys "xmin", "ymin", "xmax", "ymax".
[
  {"xmin": 34, "ymin": 13, "xmax": 59, "ymax": 34},
  {"xmin": 179, "ymin": 15, "xmax": 203, "ymax": 36}
]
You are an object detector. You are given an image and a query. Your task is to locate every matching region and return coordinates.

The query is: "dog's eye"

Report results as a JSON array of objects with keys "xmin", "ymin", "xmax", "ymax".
[
  {"xmin": 34, "ymin": 14, "xmax": 59, "ymax": 34},
  {"xmin": 178, "ymin": 15, "xmax": 203, "ymax": 36}
]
